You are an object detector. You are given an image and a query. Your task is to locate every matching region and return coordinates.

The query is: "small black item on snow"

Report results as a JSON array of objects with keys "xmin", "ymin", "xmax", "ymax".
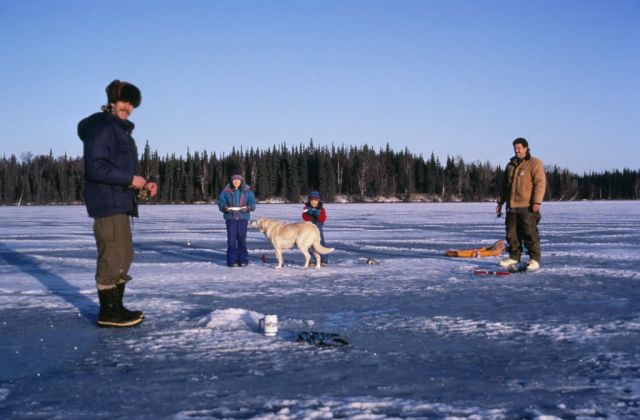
[
  {"xmin": 260, "ymin": 254, "xmax": 267, "ymax": 263},
  {"xmin": 296, "ymin": 331, "xmax": 351, "ymax": 347},
  {"xmin": 366, "ymin": 257, "xmax": 380, "ymax": 265},
  {"xmin": 474, "ymin": 269, "xmax": 511, "ymax": 276},
  {"xmin": 474, "ymin": 262, "xmax": 532, "ymax": 275}
]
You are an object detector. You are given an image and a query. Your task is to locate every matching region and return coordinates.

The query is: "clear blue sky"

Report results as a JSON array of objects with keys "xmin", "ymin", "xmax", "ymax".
[{"xmin": 1, "ymin": 0, "xmax": 638, "ymax": 173}]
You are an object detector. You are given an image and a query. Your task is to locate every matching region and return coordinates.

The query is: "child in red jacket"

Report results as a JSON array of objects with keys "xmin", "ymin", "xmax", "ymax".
[{"xmin": 302, "ymin": 191, "xmax": 329, "ymax": 266}]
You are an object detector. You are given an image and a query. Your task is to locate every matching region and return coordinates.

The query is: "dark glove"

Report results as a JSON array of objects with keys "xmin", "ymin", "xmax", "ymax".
[{"xmin": 296, "ymin": 331, "xmax": 350, "ymax": 347}]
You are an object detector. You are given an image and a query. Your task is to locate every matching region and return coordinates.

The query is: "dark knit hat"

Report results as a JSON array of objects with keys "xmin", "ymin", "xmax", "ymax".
[
  {"xmin": 230, "ymin": 173, "xmax": 244, "ymax": 182},
  {"xmin": 309, "ymin": 191, "xmax": 321, "ymax": 200},
  {"xmin": 106, "ymin": 80, "xmax": 142, "ymax": 108}
]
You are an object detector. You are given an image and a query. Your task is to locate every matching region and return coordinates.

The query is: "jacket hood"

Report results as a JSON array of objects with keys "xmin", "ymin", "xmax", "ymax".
[{"xmin": 78, "ymin": 111, "xmax": 135, "ymax": 143}]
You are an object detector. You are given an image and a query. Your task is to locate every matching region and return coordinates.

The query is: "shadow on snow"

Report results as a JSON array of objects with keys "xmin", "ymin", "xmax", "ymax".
[{"xmin": 0, "ymin": 241, "xmax": 96, "ymax": 323}]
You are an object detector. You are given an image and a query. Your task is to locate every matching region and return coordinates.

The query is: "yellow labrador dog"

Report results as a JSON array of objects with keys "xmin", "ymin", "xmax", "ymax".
[{"xmin": 252, "ymin": 217, "xmax": 334, "ymax": 269}]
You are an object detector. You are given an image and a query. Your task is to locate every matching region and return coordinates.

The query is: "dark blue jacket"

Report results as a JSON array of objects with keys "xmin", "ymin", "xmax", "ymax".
[
  {"xmin": 218, "ymin": 183, "xmax": 256, "ymax": 221},
  {"xmin": 78, "ymin": 111, "xmax": 139, "ymax": 218}
]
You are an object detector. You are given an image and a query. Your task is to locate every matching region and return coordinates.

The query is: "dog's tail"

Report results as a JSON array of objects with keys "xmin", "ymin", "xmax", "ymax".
[{"xmin": 313, "ymin": 242, "xmax": 334, "ymax": 255}]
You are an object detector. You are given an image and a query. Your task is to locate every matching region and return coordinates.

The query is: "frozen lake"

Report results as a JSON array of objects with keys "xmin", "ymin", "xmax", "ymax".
[{"xmin": 1, "ymin": 201, "xmax": 639, "ymax": 418}]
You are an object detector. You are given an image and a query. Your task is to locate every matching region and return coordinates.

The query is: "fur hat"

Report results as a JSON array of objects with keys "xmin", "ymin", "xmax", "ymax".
[
  {"xmin": 106, "ymin": 80, "xmax": 141, "ymax": 108},
  {"xmin": 309, "ymin": 191, "xmax": 321, "ymax": 200}
]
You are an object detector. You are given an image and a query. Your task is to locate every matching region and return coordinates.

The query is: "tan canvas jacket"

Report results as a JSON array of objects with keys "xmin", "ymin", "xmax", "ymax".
[{"xmin": 500, "ymin": 155, "xmax": 546, "ymax": 209}]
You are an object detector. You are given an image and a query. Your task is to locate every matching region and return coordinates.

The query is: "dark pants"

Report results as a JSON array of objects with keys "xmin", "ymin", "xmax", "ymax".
[
  {"xmin": 93, "ymin": 214, "xmax": 133, "ymax": 290},
  {"xmin": 225, "ymin": 219, "xmax": 248, "ymax": 266},
  {"xmin": 505, "ymin": 209, "xmax": 541, "ymax": 262},
  {"xmin": 317, "ymin": 224, "xmax": 328, "ymax": 264}
]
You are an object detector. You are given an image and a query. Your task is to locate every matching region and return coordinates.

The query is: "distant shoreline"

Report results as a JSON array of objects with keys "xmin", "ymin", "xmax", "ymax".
[{"xmin": 3, "ymin": 197, "xmax": 638, "ymax": 207}]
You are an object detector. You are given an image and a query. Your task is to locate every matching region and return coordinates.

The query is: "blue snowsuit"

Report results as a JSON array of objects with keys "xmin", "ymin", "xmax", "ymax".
[{"xmin": 218, "ymin": 183, "xmax": 256, "ymax": 266}]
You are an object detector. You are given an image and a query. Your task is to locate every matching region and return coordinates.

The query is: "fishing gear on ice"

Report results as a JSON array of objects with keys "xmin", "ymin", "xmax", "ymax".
[{"xmin": 446, "ymin": 239, "xmax": 506, "ymax": 258}]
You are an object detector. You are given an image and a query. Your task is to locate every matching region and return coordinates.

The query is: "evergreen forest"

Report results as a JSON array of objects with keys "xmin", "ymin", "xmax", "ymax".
[{"xmin": 1, "ymin": 141, "xmax": 639, "ymax": 205}]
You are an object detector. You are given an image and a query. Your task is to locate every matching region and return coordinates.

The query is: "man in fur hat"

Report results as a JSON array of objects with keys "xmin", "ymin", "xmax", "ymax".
[{"xmin": 78, "ymin": 80, "xmax": 157, "ymax": 327}]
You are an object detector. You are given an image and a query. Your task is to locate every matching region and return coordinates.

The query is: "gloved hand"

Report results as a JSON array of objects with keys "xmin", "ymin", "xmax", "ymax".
[{"xmin": 308, "ymin": 207, "xmax": 321, "ymax": 217}]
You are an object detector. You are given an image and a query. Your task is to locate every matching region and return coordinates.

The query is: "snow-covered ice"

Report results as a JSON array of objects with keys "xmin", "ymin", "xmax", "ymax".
[{"xmin": 1, "ymin": 201, "xmax": 639, "ymax": 418}]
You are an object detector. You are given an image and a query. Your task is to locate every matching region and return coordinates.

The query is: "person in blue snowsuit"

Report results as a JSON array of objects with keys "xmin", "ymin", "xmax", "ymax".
[{"xmin": 218, "ymin": 173, "xmax": 257, "ymax": 267}]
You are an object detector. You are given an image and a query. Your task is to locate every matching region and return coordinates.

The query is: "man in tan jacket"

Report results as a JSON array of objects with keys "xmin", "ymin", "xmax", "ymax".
[{"xmin": 496, "ymin": 138, "xmax": 546, "ymax": 271}]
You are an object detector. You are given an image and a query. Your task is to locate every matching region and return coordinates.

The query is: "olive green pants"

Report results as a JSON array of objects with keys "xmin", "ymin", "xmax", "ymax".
[
  {"xmin": 93, "ymin": 214, "xmax": 133, "ymax": 290},
  {"xmin": 505, "ymin": 208, "xmax": 541, "ymax": 262}
]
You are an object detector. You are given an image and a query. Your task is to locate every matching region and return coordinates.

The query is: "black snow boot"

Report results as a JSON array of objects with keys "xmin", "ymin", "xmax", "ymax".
[
  {"xmin": 116, "ymin": 283, "xmax": 144, "ymax": 320},
  {"xmin": 97, "ymin": 287, "xmax": 144, "ymax": 328}
]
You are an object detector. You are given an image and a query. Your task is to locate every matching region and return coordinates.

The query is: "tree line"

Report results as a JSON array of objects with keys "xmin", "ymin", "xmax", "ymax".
[{"xmin": 1, "ymin": 141, "xmax": 639, "ymax": 205}]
